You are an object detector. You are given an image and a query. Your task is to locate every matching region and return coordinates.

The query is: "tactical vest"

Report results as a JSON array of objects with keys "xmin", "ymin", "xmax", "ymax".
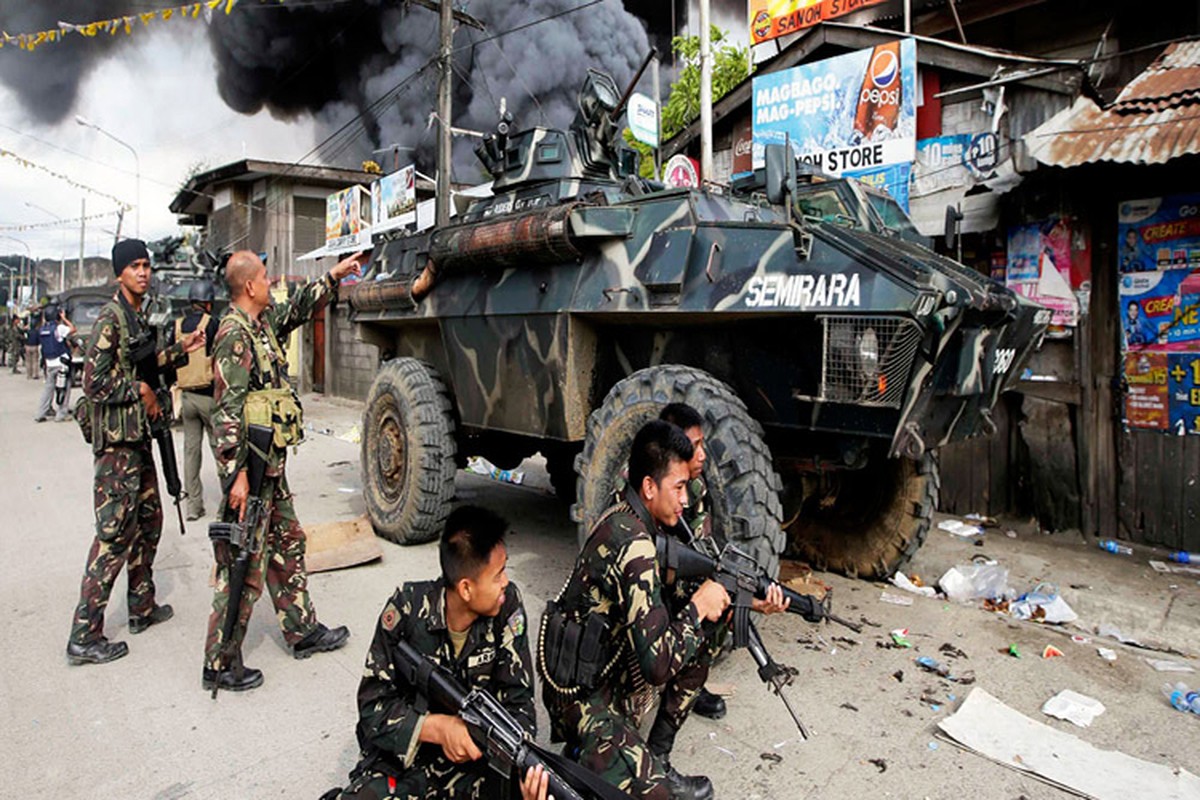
[
  {"xmin": 225, "ymin": 312, "xmax": 304, "ymax": 449},
  {"xmin": 39, "ymin": 322, "xmax": 69, "ymax": 361},
  {"xmin": 175, "ymin": 314, "xmax": 213, "ymax": 390}
]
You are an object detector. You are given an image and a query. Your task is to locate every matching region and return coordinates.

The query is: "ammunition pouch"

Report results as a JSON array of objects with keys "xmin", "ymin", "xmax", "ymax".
[
  {"xmin": 244, "ymin": 387, "xmax": 304, "ymax": 449},
  {"xmin": 538, "ymin": 599, "xmax": 612, "ymax": 695}
]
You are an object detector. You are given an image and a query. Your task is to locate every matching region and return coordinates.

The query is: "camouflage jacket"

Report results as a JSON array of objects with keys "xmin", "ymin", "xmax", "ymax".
[
  {"xmin": 556, "ymin": 488, "xmax": 704, "ymax": 717},
  {"xmin": 355, "ymin": 579, "xmax": 535, "ymax": 773},
  {"xmin": 211, "ymin": 276, "xmax": 335, "ymax": 485},
  {"xmin": 83, "ymin": 294, "xmax": 188, "ymax": 454}
]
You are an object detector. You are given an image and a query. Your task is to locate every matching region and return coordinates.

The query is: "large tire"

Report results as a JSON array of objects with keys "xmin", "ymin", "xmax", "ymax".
[
  {"xmin": 784, "ymin": 451, "xmax": 939, "ymax": 579},
  {"xmin": 362, "ymin": 358, "xmax": 457, "ymax": 545},
  {"xmin": 571, "ymin": 365, "xmax": 786, "ymax": 577}
]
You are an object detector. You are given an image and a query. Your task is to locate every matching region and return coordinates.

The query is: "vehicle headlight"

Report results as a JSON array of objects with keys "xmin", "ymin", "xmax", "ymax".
[{"xmin": 858, "ymin": 327, "xmax": 879, "ymax": 378}]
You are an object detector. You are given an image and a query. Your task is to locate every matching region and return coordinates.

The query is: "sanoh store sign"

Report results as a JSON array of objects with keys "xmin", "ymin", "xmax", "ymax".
[{"xmin": 751, "ymin": 39, "xmax": 917, "ymax": 176}]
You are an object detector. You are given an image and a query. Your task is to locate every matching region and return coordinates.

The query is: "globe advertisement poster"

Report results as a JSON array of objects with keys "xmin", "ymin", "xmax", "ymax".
[
  {"xmin": 1118, "ymin": 193, "xmax": 1200, "ymax": 433},
  {"xmin": 751, "ymin": 39, "xmax": 916, "ymax": 202}
]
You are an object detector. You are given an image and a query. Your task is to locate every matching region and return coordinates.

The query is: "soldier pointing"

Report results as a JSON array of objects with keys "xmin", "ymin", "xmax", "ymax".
[{"xmin": 201, "ymin": 249, "xmax": 364, "ymax": 692}]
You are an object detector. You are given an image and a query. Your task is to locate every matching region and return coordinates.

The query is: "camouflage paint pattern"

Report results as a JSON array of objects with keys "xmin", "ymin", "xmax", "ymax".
[
  {"xmin": 350, "ymin": 92, "xmax": 1047, "ymax": 462},
  {"xmin": 347, "ymin": 580, "xmax": 534, "ymax": 790},
  {"xmin": 204, "ymin": 276, "xmax": 336, "ymax": 667},
  {"xmin": 203, "ymin": 476, "xmax": 317, "ymax": 667},
  {"xmin": 69, "ymin": 443, "xmax": 163, "ymax": 644},
  {"xmin": 543, "ymin": 490, "xmax": 705, "ymax": 799}
]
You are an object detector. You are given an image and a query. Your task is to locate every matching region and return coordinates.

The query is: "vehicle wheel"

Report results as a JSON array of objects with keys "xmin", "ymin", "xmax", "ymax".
[
  {"xmin": 784, "ymin": 452, "xmax": 938, "ymax": 579},
  {"xmin": 571, "ymin": 365, "xmax": 785, "ymax": 577},
  {"xmin": 362, "ymin": 358, "xmax": 457, "ymax": 545}
]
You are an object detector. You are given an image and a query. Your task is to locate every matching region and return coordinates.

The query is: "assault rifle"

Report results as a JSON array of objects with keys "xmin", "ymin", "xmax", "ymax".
[
  {"xmin": 207, "ymin": 423, "xmax": 273, "ymax": 699},
  {"xmin": 656, "ymin": 521, "xmax": 863, "ymax": 739},
  {"xmin": 127, "ymin": 322, "xmax": 187, "ymax": 534},
  {"xmin": 393, "ymin": 640, "xmax": 633, "ymax": 800}
]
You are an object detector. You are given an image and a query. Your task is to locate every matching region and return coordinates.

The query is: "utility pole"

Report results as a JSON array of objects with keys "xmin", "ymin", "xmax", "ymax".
[
  {"xmin": 652, "ymin": 54, "xmax": 662, "ymax": 181},
  {"xmin": 437, "ymin": 0, "xmax": 453, "ymax": 227},
  {"xmin": 79, "ymin": 197, "xmax": 86, "ymax": 281},
  {"xmin": 699, "ymin": 0, "xmax": 713, "ymax": 183}
]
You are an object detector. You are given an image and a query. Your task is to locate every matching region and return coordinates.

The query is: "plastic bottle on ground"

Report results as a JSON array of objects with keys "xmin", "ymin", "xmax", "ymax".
[
  {"xmin": 1161, "ymin": 682, "xmax": 1200, "ymax": 714},
  {"xmin": 1098, "ymin": 539, "xmax": 1133, "ymax": 555},
  {"xmin": 1169, "ymin": 551, "xmax": 1191, "ymax": 564}
]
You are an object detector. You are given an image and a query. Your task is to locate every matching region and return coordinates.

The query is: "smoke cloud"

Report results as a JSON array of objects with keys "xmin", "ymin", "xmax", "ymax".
[{"xmin": 0, "ymin": 0, "xmax": 677, "ymax": 179}]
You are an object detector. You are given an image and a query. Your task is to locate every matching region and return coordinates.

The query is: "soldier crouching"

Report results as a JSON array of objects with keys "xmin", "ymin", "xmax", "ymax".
[{"xmin": 328, "ymin": 505, "xmax": 545, "ymax": 800}]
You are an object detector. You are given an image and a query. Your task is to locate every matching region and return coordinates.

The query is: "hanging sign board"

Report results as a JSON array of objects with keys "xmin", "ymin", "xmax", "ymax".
[
  {"xmin": 663, "ymin": 154, "xmax": 700, "ymax": 188},
  {"xmin": 749, "ymin": 0, "xmax": 888, "ymax": 46},
  {"xmin": 371, "ymin": 165, "xmax": 417, "ymax": 236},
  {"xmin": 325, "ymin": 185, "xmax": 372, "ymax": 252},
  {"xmin": 627, "ymin": 92, "xmax": 659, "ymax": 147}
]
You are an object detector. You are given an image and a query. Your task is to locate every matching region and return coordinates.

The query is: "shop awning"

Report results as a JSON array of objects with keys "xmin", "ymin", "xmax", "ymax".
[{"xmin": 1023, "ymin": 41, "xmax": 1200, "ymax": 168}]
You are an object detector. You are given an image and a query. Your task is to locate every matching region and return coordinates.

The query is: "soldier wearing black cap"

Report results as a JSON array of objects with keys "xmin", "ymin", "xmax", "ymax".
[
  {"xmin": 167, "ymin": 279, "xmax": 221, "ymax": 520},
  {"xmin": 65, "ymin": 239, "xmax": 207, "ymax": 666}
]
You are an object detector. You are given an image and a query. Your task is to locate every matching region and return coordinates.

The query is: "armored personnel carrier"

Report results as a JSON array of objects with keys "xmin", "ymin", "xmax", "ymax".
[{"xmin": 349, "ymin": 69, "xmax": 1046, "ymax": 579}]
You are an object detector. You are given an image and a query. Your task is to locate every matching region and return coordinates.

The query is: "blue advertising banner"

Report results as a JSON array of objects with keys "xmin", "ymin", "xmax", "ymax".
[
  {"xmin": 751, "ymin": 38, "xmax": 917, "ymax": 176},
  {"xmin": 845, "ymin": 162, "xmax": 912, "ymax": 211},
  {"xmin": 1118, "ymin": 194, "xmax": 1200, "ymax": 274}
]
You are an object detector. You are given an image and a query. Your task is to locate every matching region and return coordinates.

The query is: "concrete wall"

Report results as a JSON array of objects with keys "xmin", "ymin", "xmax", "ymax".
[{"xmin": 326, "ymin": 301, "xmax": 377, "ymax": 401}]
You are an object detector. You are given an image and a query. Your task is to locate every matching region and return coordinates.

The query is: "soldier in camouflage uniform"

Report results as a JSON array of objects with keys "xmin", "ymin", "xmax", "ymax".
[
  {"xmin": 542, "ymin": 421, "xmax": 731, "ymax": 800},
  {"xmin": 330, "ymin": 505, "xmax": 542, "ymax": 800},
  {"xmin": 201, "ymin": 250, "xmax": 363, "ymax": 692},
  {"xmin": 656, "ymin": 404, "xmax": 724, "ymax": 724},
  {"xmin": 0, "ymin": 318, "xmax": 10, "ymax": 367},
  {"xmin": 66, "ymin": 239, "xmax": 205, "ymax": 666},
  {"xmin": 8, "ymin": 316, "xmax": 26, "ymax": 372}
]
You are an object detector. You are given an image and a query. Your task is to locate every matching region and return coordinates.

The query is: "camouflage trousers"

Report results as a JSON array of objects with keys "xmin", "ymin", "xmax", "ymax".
[
  {"xmin": 203, "ymin": 475, "xmax": 318, "ymax": 669},
  {"xmin": 337, "ymin": 750, "xmax": 505, "ymax": 800},
  {"xmin": 69, "ymin": 443, "xmax": 164, "ymax": 645}
]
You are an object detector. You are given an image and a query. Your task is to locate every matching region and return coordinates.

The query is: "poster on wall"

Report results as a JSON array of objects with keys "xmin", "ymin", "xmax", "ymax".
[
  {"xmin": 1118, "ymin": 194, "xmax": 1200, "ymax": 273},
  {"xmin": 1124, "ymin": 351, "xmax": 1169, "ymax": 430},
  {"xmin": 1118, "ymin": 193, "xmax": 1200, "ymax": 433},
  {"xmin": 845, "ymin": 162, "xmax": 912, "ymax": 211},
  {"xmin": 751, "ymin": 39, "xmax": 917, "ymax": 177},
  {"xmin": 1006, "ymin": 217, "xmax": 1090, "ymax": 330}
]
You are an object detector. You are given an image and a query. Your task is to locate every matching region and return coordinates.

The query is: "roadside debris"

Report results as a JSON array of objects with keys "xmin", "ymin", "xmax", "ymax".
[
  {"xmin": 1009, "ymin": 583, "xmax": 1077, "ymax": 624},
  {"xmin": 1096, "ymin": 623, "xmax": 1142, "ymax": 647},
  {"xmin": 1162, "ymin": 682, "xmax": 1200, "ymax": 714},
  {"xmin": 867, "ymin": 758, "xmax": 887, "ymax": 773},
  {"xmin": 466, "ymin": 456, "xmax": 525, "ymax": 485},
  {"xmin": 890, "ymin": 628, "xmax": 913, "ymax": 648},
  {"xmin": 938, "ymin": 519, "xmax": 985, "ymax": 537},
  {"xmin": 879, "ymin": 591, "xmax": 914, "ymax": 606},
  {"xmin": 1004, "ymin": 644, "xmax": 1022, "ymax": 658},
  {"xmin": 891, "ymin": 571, "xmax": 937, "ymax": 597},
  {"xmin": 1096, "ymin": 647, "xmax": 1117, "ymax": 662},
  {"xmin": 1098, "ymin": 538, "xmax": 1133, "ymax": 555},
  {"xmin": 1041, "ymin": 689, "xmax": 1105, "ymax": 727},
  {"xmin": 1149, "ymin": 559, "xmax": 1200, "ymax": 577},
  {"xmin": 938, "ymin": 642, "xmax": 968, "ymax": 660},
  {"xmin": 893, "ymin": 670, "xmax": 904, "ymax": 682},
  {"xmin": 939, "ymin": 563, "xmax": 1010, "ymax": 603},
  {"xmin": 839, "ymin": 702, "xmax": 859, "ymax": 712},
  {"xmin": 759, "ymin": 752, "xmax": 783, "ymax": 764},
  {"xmin": 1042, "ymin": 645, "xmax": 1064, "ymax": 659}
]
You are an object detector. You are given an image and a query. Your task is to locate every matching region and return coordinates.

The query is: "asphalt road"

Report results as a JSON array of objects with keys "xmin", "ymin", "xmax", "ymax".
[{"xmin": 1, "ymin": 373, "xmax": 1197, "ymax": 799}]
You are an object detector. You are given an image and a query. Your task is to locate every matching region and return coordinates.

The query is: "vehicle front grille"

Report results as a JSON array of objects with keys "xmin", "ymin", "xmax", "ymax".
[{"xmin": 810, "ymin": 315, "xmax": 922, "ymax": 408}]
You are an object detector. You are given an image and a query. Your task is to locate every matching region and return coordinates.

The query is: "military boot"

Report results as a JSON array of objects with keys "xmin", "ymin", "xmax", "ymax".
[
  {"xmin": 202, "ymin": 666, "xmax": 264, "ymax": 692},
  {"xmin": 66, "ymin": 638, "xmax": 129, "ymax": 666},
  {"xmin": 293, "ymin": 623, "xmax": 350, "ymax": 659},
  {"xmin": 647, "ymin": 715, "xmax": 715, "ymax": 800},
  {"xmin": 129, "ymin": 604, "xmax": 174, "ymax": 634},
  {"xmin": 691, "ymin": 687, "xmax": 727, "ymax": 720}
]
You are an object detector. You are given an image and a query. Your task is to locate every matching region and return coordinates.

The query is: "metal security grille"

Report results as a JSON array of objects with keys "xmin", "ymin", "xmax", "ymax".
[{"xmin": 818, "ymin": 316, "xmax": 922, "ymax": 408}]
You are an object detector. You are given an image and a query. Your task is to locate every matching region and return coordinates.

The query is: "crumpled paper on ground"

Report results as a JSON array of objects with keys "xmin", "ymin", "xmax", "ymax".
[{"xmin": 1041, "ymin": 690, "xmax": 1106, "ymax": 727}]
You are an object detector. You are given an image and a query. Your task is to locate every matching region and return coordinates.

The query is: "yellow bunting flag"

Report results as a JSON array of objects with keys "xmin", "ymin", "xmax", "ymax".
[{"xmin": 0, "ymin": 1, "xmax": 241, "ymax": 52}]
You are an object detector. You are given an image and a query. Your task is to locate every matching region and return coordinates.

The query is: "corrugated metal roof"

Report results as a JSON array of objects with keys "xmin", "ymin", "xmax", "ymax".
[
  {"xmin": 1023, "ymin": 41, "xmax": 1200, "ymax": 168},
  {"xmin": 1112, "ymin": 41, "xmax": 1200, "ymax": 112}
]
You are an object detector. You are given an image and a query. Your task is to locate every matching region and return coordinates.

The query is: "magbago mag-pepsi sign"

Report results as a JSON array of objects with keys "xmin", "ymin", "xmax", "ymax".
[{"xmin": 751, "ymin": 39, "xmax": 917, "ymax": 176}]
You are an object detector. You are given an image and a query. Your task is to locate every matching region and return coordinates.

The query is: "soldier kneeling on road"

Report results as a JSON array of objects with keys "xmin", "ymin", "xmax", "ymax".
[
  {"xmin": 326, "ymin": 505, "xmax": 548, "ymax": 800},
  {"xmin": 540, "ymin": 420, "xmax": 790, "ymax": 800}
]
